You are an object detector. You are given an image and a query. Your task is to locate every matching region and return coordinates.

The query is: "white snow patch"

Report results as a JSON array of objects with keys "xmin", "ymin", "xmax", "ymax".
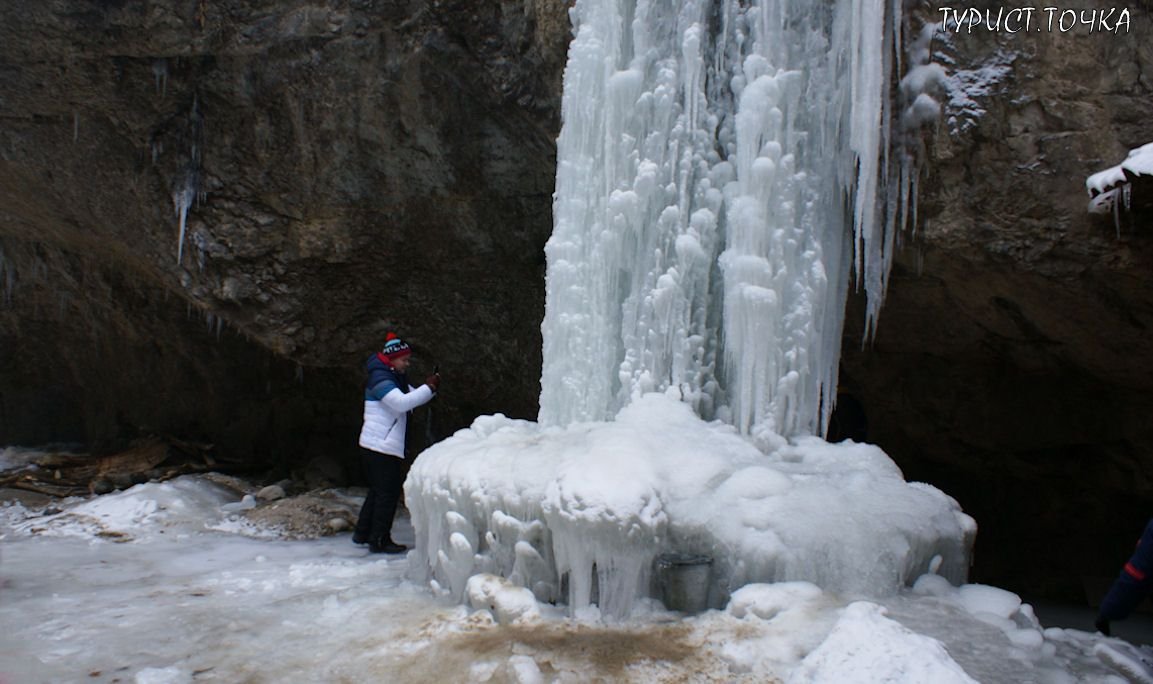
[
  {"xmin": 933, "ymin": 31, "xmax": 1016, "ymax": 136},
  {"xmin": 788, "ymin": 601, "xmax": 978, "ymax": 683},
  {"xmin": 1088, "ymin": 142, "xmax": 1153, "ymax": 199}
]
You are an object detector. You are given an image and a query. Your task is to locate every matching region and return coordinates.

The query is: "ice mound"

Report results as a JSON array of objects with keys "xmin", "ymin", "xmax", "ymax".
[
  {"xmin": 9, "ymin": 477, "xmax": 240, "ymax": 541},
  {"xmin": 788, "ymin": 601, "xmax": 977, "ymax": 683},
  {"xmin": 406, "ymin": 393, "xmax": 975, "ymax": 617}
]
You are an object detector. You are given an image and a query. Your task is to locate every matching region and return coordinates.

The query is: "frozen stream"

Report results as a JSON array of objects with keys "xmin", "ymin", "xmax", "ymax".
[{"xmin": 0, "ymin": 475, "xmax": 1143, "ymax": 683}]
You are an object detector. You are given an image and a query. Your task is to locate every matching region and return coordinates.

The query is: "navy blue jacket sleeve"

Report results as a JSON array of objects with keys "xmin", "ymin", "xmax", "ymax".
[{"xmin": 1099, "ymin": 519, "xmax": 1153, "ymax": 622}]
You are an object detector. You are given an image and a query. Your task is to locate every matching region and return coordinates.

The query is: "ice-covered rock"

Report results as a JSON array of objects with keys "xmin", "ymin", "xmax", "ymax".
[
  {"xmin": 466, "ymin": 573, "xmax": 542, "ymax": 625},
  {"xmin": 1086, "ymin": 141, "xmax": 1153, "ymax": 215},
  {"xmin": 407, "ymin": 394, "xmax": 975, "ymax": 618},
  {"xmin": 787, "ymin": 602, "xmax": 978, "ymax": 684}
]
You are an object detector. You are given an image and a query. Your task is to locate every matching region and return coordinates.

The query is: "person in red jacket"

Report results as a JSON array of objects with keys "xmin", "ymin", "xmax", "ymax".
[{"xmin": 352, "ymin": 333, "xmax": 439, "ymax": 554}]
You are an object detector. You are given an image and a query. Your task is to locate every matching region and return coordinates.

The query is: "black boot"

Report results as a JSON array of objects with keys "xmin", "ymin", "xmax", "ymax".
[{"xmin": 368, "ymin": 539, "xmax": 407, "ymax": 554}]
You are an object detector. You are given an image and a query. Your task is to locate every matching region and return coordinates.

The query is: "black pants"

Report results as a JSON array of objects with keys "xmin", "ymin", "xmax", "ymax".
[{"xmin": 354, "ymin": 447, "xmax": 406, "ymax": 544}]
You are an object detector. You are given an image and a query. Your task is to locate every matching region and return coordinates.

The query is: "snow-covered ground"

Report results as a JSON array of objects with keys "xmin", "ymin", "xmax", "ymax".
[{"xmin": 1, "ymin": 472, "xmax": 1147, "ymax": 683}]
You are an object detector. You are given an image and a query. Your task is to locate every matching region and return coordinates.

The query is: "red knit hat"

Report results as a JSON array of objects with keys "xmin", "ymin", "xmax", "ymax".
[{"xmin": 381, "ymin": 332, "xmax": 412, "ymax": 361}]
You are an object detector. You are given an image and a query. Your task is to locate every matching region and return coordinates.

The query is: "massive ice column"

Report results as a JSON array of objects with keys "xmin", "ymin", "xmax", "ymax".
[{"xmin": 539, "ymin": 0, "xmax": 901, "ymax": 438}]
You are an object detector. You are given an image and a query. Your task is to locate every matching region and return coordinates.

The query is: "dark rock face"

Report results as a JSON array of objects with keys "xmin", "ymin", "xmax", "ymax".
[
  {"xmin": 0, "ymin": 0, "xmax": 570, "ymax": 465},
  {"xmin": 3, "ymin": 0, "xmax": 1152, "ymax": 604},
  {"xmin": 839, "ymin": 3, "xmax": 1153, "ymax": 600}
]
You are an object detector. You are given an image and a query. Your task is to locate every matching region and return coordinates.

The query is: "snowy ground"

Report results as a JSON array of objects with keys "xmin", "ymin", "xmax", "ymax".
[{"xmin": 0, "ymin": 474, "xmax": 1148, "ymax": 684}]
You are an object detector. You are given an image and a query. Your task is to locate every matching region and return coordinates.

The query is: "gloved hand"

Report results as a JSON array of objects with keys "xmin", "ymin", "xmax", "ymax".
[
  {"xmin": 425, "ymin": 373, "xmax": 441, "ymax": 392},
  {"xmin": 1095, "ymin": 616, "xmax": 1111, "ymax": 636}
]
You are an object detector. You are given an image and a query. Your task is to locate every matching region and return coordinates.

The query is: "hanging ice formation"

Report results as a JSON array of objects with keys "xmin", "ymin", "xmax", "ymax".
[
  {"xmin": 153, "ymin": 58, "xmax": 169, "ymax": 97},
  {"xmin": 170, "ymin": 96, "xmax": 204, "ymax": 265},
  {"xmin": 1086, "ymin": 142, "xmax": 1153, "ymax": 237},
  {"xmin": 540, "ymin": 0, "xmax": 908, "ymax": 438}
]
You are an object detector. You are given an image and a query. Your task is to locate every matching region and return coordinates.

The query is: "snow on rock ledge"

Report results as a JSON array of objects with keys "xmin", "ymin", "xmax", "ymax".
[
  {"xmin": 405, "ymin": 393, "xmax": 975, "ymax": 618},
  {"xmin": 1086, "ymin": 142, "xmax": 1153, "ymax": 215}
]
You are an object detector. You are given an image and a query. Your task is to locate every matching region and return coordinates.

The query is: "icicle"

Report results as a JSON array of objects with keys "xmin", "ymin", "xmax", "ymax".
[
  {"xmin": 173, "ymin": 184, "xmax": 194, "ymax": 265},
  {"xmin": 1113, "ymin": 184, "xmax": 1128, "ymax": 238},
  {"xmin": 152, "ymin": 59, "xmax": 168, "ymax": 96},
  {"xmin": 295, "ymin": 365, "xmax": 305, "ymax": 385}
]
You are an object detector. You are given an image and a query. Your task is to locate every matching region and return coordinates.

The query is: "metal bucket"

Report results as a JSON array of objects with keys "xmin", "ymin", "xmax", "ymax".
[{"xmin": 655, "ymin": 553, "xmax": 713, "ymax": 614}]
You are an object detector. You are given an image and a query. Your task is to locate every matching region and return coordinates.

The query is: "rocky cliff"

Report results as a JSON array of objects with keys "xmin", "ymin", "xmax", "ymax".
[
  {"xmin": 2, "ymin": 0, "xmax": 1151, "ymax": 600},
  {"xmin": 0, "ymin": 0, "xmax": 569, "ymax": 479},
  {"xmin": 839, "ymin": 1, "xmax": 1153, "ymax": 599}
]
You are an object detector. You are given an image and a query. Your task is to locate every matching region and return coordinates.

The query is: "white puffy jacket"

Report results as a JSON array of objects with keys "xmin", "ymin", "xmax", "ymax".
[{"xmin": 358, "ymin": 384, "xmax": 434, "ymax": 457}]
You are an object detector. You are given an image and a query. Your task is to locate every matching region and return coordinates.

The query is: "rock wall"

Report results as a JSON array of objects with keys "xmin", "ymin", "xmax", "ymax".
[
  {"xmin": 0, "ymin": 0, "xmax": 570, "ymax": 472},
  {"xmin": 838, "ymin": 0, "xmax": 1153, "ymax": 600}
]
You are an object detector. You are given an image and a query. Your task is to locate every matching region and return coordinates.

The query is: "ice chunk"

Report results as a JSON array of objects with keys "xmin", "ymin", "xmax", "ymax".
[
  {"xmin": 728, "ymin": 582, "xmax": 823, "ymax": 621},
  {"xmin": 466, "ymin": 573, "xmax": 542, "ymax": 625},
  {"xmin": 221, "ymin": 494, "xmax": 256, "ymax": 513},
  {"xmin": 955, "ymin": 583, "xmax": 1022, "ymax": 620},
  {"xmin": 787, "ymin": 602, "xmax": 978, "ymax": 683}
]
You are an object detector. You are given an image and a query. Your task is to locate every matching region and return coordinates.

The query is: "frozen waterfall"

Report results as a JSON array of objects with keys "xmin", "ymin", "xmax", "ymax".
[
  {"xmin": 539, "ymin": 0, "xmax": 902, "ymax": 437},
  {"xmin": 409, "ymin": 0, "xmax": 972, "ymax": 620}
]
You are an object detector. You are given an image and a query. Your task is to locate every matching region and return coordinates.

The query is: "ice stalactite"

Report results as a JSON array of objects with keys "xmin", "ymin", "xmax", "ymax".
[
  {"xmin": 153, "ymin": 59, "xmax": 169, "ymax": 97},
  {"xmin": 540, "ymin": 0, "xmax": 913, "ymax": 438},
  {"xmin": 172, "ymin": 170, "xmax": 200, "ymax": 266},
  {"xmin": 169, "ymin": 96, "xmax": 205, "ymax": 266}
]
